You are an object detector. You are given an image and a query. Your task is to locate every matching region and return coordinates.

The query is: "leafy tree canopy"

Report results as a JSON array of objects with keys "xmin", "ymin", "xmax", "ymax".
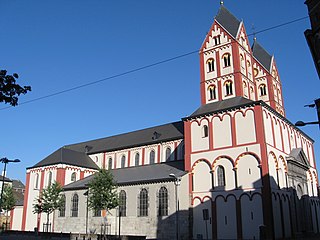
[
  {"xmin": 1, "ymin": 185, "xmax": 16, "ymax": 212},
  {"xmin": 87, "ymin": 169, "xmax": 118, "ymax": 211},
  {"xmin": 0, "ymin": 70, "xmax": 31, "ymax": 106},
  {"xmin": 33, "ymin": 182, "xmax": 63, "ymax": 215}
]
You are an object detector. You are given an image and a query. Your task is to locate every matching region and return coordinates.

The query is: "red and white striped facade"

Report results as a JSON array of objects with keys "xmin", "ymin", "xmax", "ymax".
[{"xmin": 11, "ymin": 5, "xmax": 320, "ymax": 240}]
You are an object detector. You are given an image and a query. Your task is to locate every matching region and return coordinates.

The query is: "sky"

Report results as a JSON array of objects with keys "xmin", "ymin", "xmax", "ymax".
[{"xmin": 1, "ymin": 1, "xmax": 319, "ymax": 183}]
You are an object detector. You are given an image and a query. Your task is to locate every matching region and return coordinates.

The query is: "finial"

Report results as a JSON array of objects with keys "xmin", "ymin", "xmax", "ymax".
[
  {"xmin": 220, "ymin": 0, "xmax": 224, "ymax": 5},
  {"xmin": 252, "ymin": 24, "xmax": 257, "ymax": 41}
]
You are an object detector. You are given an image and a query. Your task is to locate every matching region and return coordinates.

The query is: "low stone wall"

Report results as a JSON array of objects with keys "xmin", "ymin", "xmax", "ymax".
[{"xmin": 0, "ymin": 230, "xmax": 71, "ymax": 240}]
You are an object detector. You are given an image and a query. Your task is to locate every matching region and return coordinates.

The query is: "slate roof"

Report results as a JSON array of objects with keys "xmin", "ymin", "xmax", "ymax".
[
  {"xmin": 215, "ymin": 5, "xmax": 241, "ymax": 38},
  {"xmin": 252, "ymin": 40, "xmax": 273, "ymax": 72},
  {"xmin": 13, "ymin": 191, "xmax": 24, "ymax": 206},
  {"xmin": 63, "ymin": 160, "xmax": 186, "ymax": 190},
  {"xmin": 29, "ymin": 147, "xmax": 99, "ymax": 170},
  {"xmin": 12, "ymin": 179, "xmax": 25, "ymax": 190},
  {"xmin": 66, "ymin": 121, "xmax": 184, "ymax": 154},
  {"xmin": 185, "ymin": 96, "xmax": 254, "ymax": 119}
]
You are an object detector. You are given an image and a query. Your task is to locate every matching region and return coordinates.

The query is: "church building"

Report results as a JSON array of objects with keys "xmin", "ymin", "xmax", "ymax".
[{"xmin": 11, "ymin": 5, "xmax": 320, "ymax": 240}]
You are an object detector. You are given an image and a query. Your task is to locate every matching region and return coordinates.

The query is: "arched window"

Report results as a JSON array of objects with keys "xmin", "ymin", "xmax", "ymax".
[
  {"xmin": 119, "ymin": 190, "xmax": 127, "ymax": 217},
  {"xmin": 34, "ymin": 173, "xmax": 39, "ymax": 189},
  {"xmin": 121, "ymin": 155, "xmax": 126, "ymax": 168},
  {"xmin": 259, "ymin": 84, "xmax": 267, "ymax": 96},
  {"xmin": 206, "ymin": 58, "xmax": 215, "ymax": 72},
  {"xmin": 165, "ymin": 147, "xmax": 172, "ymax": 162},
  {"xmin": 208, "ymin": 85, "xmax": 216, "ymax": 100},
  {"xmin": 71, "ymin": 193, "xmax": 79, "ymax": 217},
  {"xmin": 222, "ymin": 53, "xmax": 231, "ymax": 67},
  {"xmin": 71, "ymin": 172, "xmax": 77, "ymax": 182},
  {"xmin": 139, "ymin": 188, "xmax": 148, "ymax": 217},
  {"xmin": 213, "ymin": 35, "xmax": 221, "ymax": 45},
  {"xmin": 47, "ymin": 171, "xmax": 52, "ymax": 187},
  {"xmin": 202, "ymin": 125, "xmax": 209, "ymax": 138},
  {"xmin": 240, "ymin": 54, "xmax": 245, "ymax": 68},
  {"xmin": 217, "ymin": 166, "xmax": 226, "ymax": 187},
  {"xmin": 158, "ymin": 187, "xmax": 168, "ymax": 216},
  {"xmin": 225, "ymin": 81, "xmax": 233, "ymax": 96},
  {"xmin": 59, "ymin": 194, "xmax": 66, "ymax": 217},
  {"xmin": 108, "ymin": 157, "xmax": 112, "ymax": 170},
  {"xmin": 149, "ymin": 150, "xmax": 155, "ymax": 164},
  {"xmin": 135, "ymin": 153, "xmax": 140, "ymax": 166}
]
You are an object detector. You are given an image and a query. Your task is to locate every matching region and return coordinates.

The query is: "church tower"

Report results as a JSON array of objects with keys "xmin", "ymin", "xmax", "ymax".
[{"xmin": 199, "ymin": 6, "xmax": 286, "ymax": 116}]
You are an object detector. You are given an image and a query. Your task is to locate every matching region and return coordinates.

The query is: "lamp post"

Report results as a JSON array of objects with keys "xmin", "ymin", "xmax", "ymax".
[
  {"xmin": 0, "ymin": 158, "xmax": 20, "ymax": 212},
  {"xmin": 295, "ymin": 121, "xmax": 320, "ymax": 127},
  {"xmin": 169, "ymin": 173, "xmax": 181, "ymax": 240},
  {"xmin": 83, "ymin": 190, "xmax": 89, "ymax": 235}
]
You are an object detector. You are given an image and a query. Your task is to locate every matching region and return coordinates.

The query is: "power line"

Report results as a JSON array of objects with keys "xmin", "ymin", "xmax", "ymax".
[{"xmin": 0, "ymin": 15, "xmax": 308, "ymax": 111}]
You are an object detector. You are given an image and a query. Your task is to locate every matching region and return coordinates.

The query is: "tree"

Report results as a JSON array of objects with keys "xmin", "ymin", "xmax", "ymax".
[
  {"xmin": 87, "ymin": 169, "xmax": 118, "ymax": 212},
  {"xmin": 0, "ymin": 70, "xmax": 31, "ymax": 106},
  {"xmin": 1, "ymin": 185, "xmax": 16, "ymax": 230},
  {"xmin": 33, "ymin": 182, "xmax": 63, "ymax": 232}
]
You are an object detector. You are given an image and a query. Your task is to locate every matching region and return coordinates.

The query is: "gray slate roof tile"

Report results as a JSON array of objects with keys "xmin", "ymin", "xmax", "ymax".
[
  {"xmin": 29, "ymin": 147, "xmax": 99, "ymax": 170},
  {"xmin": 63, "ymin": 160, "xmax": 186, "ymax": 190},
  {"xmin": 252, "ymin": 40, "xmax": 273, "ymax": 72},
  {"xmin": 186, "ymin": 96, "xmax": 254, "ymax": 119},
  {"xmin": 215, "ymin": 6, "xmax": 241, "ymax": 38},
  {"xmin": 65, "ymin": 121, "xmax": 184, "ymax": 154}
]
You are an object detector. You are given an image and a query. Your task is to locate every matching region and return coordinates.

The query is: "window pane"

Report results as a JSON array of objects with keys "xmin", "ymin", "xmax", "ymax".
[
  {"xmin": 139, "ymin": 189, "xmax": 148, "ymax": 217},
  {"xmin": 135, "ymin": 153, "xmax": 140, "ymax": 166},
  {"xmin": 59, "ymin": 195, "xmax": 66, "ymax": 217},
  {"xmin": 71, "ymin": 194, "xmax": 79, "ymax": 217},
  {"xmin": 158, "ymin": 187, "xmax": 168, "ymax": 216},
  {"xmin": 119, "ymin": 190, "xmax": 126, "ymax": 217},
  {"xmin": 150, "ymin": 150, "xmax": 155, "ymax": 164}
]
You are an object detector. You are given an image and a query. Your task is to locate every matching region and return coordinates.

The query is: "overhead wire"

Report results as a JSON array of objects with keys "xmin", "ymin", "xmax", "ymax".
[{"xmin": 0, "ymin": 15, "xmax": 309, "ymax": 111}]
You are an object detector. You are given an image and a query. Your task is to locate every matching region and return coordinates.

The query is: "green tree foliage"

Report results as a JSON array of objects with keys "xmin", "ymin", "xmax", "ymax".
[
  {"xmin": 0, "ymin": 70, "xmax": 31, "ymax": 106},
  {"xmin": 1, "ymin": 185, "xmax": 16, "ymax": 212},
  {"xmin": 33, "ymin": 182, "xmax": 63, "ymax": 230},
  {"xmin": 87, "ymin": 169, "xmax": 118, "ymax": 211}
]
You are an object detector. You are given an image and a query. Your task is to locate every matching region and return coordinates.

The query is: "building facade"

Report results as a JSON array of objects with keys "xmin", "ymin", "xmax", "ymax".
[{"xmin": 12, "ymin": 5, "xmax": 320, "ymax": 240}]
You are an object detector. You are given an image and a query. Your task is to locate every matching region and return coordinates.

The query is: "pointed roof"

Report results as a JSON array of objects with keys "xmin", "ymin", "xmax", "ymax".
[
  {"xmin": 29, "ymin": 147, "xmax": 99, "ymax": 170},
  {"xmin": 215, "ymin": 5, "xmax": 241, "ymax": 38},
  {"xmin": 252, "ymin": 40, "xmax": 273, "ymax": 72},
  {"xmin": 63, "ymin": 160, "xmax": 186, "ymax": 190}
]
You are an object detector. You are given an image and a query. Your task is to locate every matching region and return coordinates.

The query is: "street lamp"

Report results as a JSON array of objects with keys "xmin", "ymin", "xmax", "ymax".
[
  {"xmin": 169, "ymin": 173, "xmax": 181, "ymax": 240},
  {"xmin": 83, "ymin": 190, "xmax": 89, "ymax": 235},
  {"xmin": 0, "ymin": 158, "xmax": 20, "ymax": 212},
  {"xmin": 295, "ymin": 120, "xmax": 320, "ymax": 127}
]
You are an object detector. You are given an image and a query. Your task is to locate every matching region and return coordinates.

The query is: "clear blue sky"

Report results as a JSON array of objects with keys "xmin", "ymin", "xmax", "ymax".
[{"xmin": 1, "ymin": 1, "xmax": 319, "ymax": 183}]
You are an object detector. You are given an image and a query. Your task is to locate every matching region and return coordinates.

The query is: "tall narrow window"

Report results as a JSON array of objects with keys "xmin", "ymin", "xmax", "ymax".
[
  {"xmin": 225, "ymin": 81, "xmax": 233, "ymax": 96},
  {"xmin": 119, "ymin": 190, "xmax": 127, "ymax": 217},
  {"xmin": 59, "ymin": 194, "xmax": 66, "ymax": 217},
  {"xmin": 149, "ymin": 150, "xmax": 155, "ymax": 164},
  {"xmin": 135, "ymin": 153, "xmax": 140, "ymax": 166},
  {"xmin": 214, "ymin": 35, "xmax": 221, "ymax": 45},
  {"xmin": 71, "ymin": 193, "xmax": 79, "ymax": 217},
  {"xmin": 202, "ymin": 125, "xmax": 209, "ymax": 138},
  {"xmin": 71, "ymin": 172, "xmax": 76, "ymax": 182},
  {"xmin": 108, "ymin": 157, "xmax": 112, "ymax": 170},
  {"xmin": 139, "ymin": 188, "xmax": 148, "ymax": 217},
  {"xmin": 158, "ymin": 187, "xmax": 168, "ymax": 216},
  {"xmin": 165, "ymin": 147, "xmax": 171, "ymax": 162},
  {"xmin": 223, "ymin": 53, "xmax": 231, "ymax": 67},
  {"xmin": 259, "ymin": 84, "xmax": 267, "ymax": 96},
  {"xmin": 34, "ymin": 173, "xmax": 39, "ymax": 189},
  {"xmin": 47, "ymin": 171, "xmax": 52, "ymax": 187},
  {"xmin": 208, "ymin": 85, "xmax": 216, "ymax": 100},
  {"xmin": 121, "ymin": 155, "xmax": 126, "ymax": 168},
  {"xmin": 206, "ymin": 58, "xmax": 215, "ymax": 72},
  {"xmin": 217, "ymin": 166, "xmax": 226, "ymax": 187}
]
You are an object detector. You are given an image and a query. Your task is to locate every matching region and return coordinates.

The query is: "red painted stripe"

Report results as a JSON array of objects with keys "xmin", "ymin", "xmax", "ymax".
[
  {"xmin": 142, "ymin": 148, "xmax": 145, "ymax": 166},
  {"xmin": 21, "ymin": 172, "xmax": 30, "ymax": 230},
  {"xmin": 157, "ymin": 145, "xmax": 161, "ymax": 163}
]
